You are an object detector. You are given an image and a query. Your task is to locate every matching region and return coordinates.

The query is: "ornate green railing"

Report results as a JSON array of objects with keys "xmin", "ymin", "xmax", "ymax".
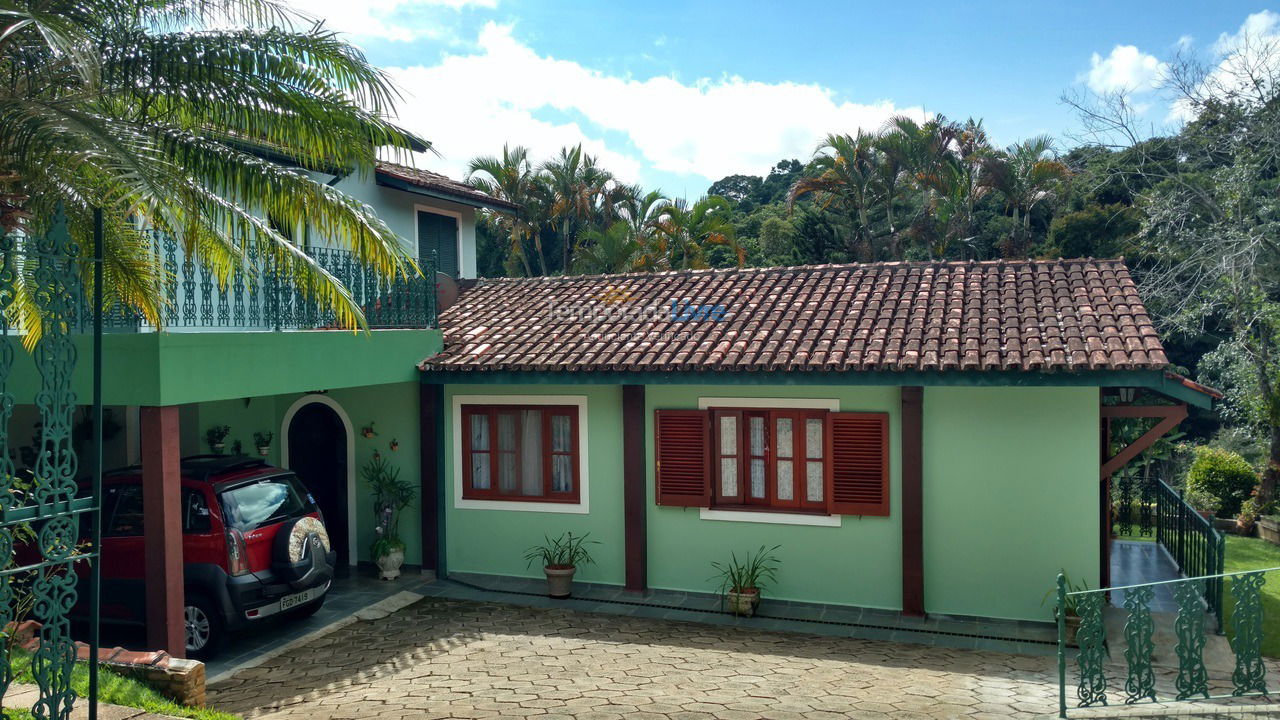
[
  {"xmin": 1113, "ymin": 474, "xmax": 1226, "ymax": 626},
  {"xmin": 1057, "ymin": 567, "xmax": 1275, "ymax": 717},
  {"xmin": 92, "ymin": 233, "xmax": 437, "ymax": 331},
  {"xmin": 1, "ymin": 208, "xmax": 103, "ymax": 720}
]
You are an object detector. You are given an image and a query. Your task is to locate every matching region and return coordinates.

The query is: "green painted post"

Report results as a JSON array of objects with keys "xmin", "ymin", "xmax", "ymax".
[{"xmin": 1058, "ymin": 573, "xmax": 1067, "ymax": 718}]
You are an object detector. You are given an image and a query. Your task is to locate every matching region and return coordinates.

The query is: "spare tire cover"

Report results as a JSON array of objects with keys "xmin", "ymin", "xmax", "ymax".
[{"xmin": 276, "ymin": 516, "xmax": 331, "ymax": 563}]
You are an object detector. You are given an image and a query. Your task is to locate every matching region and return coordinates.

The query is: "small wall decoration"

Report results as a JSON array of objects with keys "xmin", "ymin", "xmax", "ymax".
[
  {"xmin": 205, "ymin": 425, "xmax": 231, "ymax": 454},
  {"xmin": 254, "ymin": 431, "xmax": 274, "ymax": 457},
  {"xmin": 389, "ymin": 438, "xmax": 399, "ymax": 452},
  {"xmin": 361, "ymin": 422, "xmax": 378, "ymax": 439}
]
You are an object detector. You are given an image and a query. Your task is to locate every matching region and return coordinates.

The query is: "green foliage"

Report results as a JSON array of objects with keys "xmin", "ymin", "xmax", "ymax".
[
  {"xmin": 523, "ymin": 532, "xmax": 598, "ymax": 569},
  {"xmin": 1186, "ymin": 446, "xmax": 1258, "ymax": 517},
  {"xmin": 710, "ymin": 544, "xmax": 781, "ymax": 595},
  {"xmin": 1047, "ymin": 203, "xmax": 1141, "ymax": 258},
  {"xmin": 1182, "ymin": 485, "xmax": 1222, "ymax": 514},
  {"xmin": 1041, "ymin": 570, "xmax": 1090, "ymax": 618},
  {"xmin": 363, "ymin": 456, "xmax": 415, "ymax": 556},
  {"xmin": 252, "ymin": 430, "xmax": 273, "ymax": 447},
  {"xmin": 7, "ymin": 650, "xmax": 237, "ymax": 720},
  {"xmin": 204, "ymin": 425, "xmax": 230, "ymax": 448}
]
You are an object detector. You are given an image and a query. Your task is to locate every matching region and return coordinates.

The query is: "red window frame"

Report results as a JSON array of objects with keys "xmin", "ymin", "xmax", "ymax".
[
  {"xmin": 461, "ymin": 404, "xmax": 581, "ymax": 503},
  {"xmin": 711, "ymin": 407, "xmax": 828, "ymax": 513}
]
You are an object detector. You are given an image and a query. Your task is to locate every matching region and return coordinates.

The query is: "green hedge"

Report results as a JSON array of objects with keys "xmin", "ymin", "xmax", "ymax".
[{"xmin": 1186, "ymin": 446, "xmax": 1258, "ymax": 517}]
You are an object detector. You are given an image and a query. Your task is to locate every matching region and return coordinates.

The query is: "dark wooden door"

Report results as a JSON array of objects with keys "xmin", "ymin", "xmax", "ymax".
[{"xmin": 288, "ymin": 403, "xmax": 349, "ymax": 572}]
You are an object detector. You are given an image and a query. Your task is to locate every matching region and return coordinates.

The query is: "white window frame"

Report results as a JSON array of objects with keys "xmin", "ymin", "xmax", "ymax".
[
  {"xmin": 695, "ymin": 396, "xmax": 842, "ymax": 528},
  {"xmin": 451, "ymin": 394, "xmax": 590, "ymax": 514},
  {"xmin": 414, "ymin": 204, "xmax": 462, "ymax": 272}
]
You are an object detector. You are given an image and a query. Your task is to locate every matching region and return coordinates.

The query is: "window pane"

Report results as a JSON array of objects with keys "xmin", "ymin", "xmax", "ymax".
[
  {"xmin": 719, "ymin": 415, "xmax": 737, "ymax": 455},
  {"xmin": 806, "ymin": 461, "xmax": 824, "ymax": 502},
  {"xmin": 777, "ymin": 460, "xmax": 793, "ymax": 500},
  {"xmin": 551, "ymin": 415, "xmax": 572, "ymax": 452},
  {"xmin": 552, "ymin": 455, "xmax": 573, "ymax": 492},
  {"xmin": 470, "ymin": 413, "xmax": 489, "ymax": 451},
  {"xmin": 471, "ymin": 453, "xmax": 491, "ymax": 490},
  {"xmin": 806, "ymin": 418, "xmax": 823, "ymax": 459},
  {"xmin": 221, "ymin": 477, "xmax": 312, "ymax": 532},
  {"xmin": 520, "ymin": 410, "xmax": 543, "ymax": 495},
  {"xmin": 750, "ymin": 458, "xmax": 766, "ymax": 498},
  {"xmin": 107, "ymin": 485, "xmax": 144, "ymax": 536},
  {"xmin": 497, "ymin": 413, "xmax": 516, "ymax": 451},
  {"xmin": 498, "ymin": 452, "xmax": 517, "ymax": 492},
  {"xmin": 776, "ymin": 417, "xmax": 793, "ymax": 458},
  {"xmin": 749, "ymin": 416, "xmax": 765, "ymax": 455},
  {"xmin": 720, "ymin": 458, "xmax": 738, "ymax": 497}
]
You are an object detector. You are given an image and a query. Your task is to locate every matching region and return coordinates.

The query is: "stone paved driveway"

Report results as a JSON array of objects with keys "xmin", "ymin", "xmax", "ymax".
[{"xmin": 206, "ymin": 597, "xmax": 1272, "ymax": 720}]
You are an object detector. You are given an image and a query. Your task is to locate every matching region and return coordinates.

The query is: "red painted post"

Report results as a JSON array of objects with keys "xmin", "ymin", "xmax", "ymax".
[
  {"xmin": 900, "ymin": 386, "xmax": 924, "ymax": 617},
  {"xmin": 140, "ymin": 406, "xmax": 184, "ymax": 657},
  {"xmin": 622, "ymin": 385, "xmax": 647, "ymax": 592}
]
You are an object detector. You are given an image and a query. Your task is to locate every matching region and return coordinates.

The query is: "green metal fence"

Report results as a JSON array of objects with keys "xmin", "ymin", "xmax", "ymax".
[
  {"xmin": 1056, "ymin": 567, "xmax": 1275, "ymax": 717},
  {"xmin": 92, "ymin": 232, "xmax": 438, "ymax": 331},
  {"xmin": 1, "ymin": 207, "xmax": 103, "ymax": 720}
]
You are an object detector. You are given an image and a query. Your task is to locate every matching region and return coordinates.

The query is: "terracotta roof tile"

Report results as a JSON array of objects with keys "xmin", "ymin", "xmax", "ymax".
[
  {"xmin": 375, "ymin": 162, "xmax": 520, "ymax": 212},
  {"xmin": 421, "ymin": 259, "xmax": 1172, "ymax": 374}
]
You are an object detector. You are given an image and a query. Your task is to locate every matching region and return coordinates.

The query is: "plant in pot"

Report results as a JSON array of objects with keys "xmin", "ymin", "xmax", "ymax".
[
  {"xmin": 253, "ymin": 430, "xmax": 273, "ymax": 457},
  {"xmin": 364, "ymin": 455, "xmax": 416, "ymax": 580},
  {"xmin": 205, "ymin": 425, "xmax": 230, "ymax": 454},
  {"xmin": 1042, "ymin": 572, "xmax": 1089, "ymax": 647},
  {"xmin": 524, "ymin": 532, "xmax": 597, "ymax": 598},
  {"xmin": 710, "ymin": 545, "xmax": 781, "ymax": 617},
  {"xmin": 1183, "ymin": 486, "xmax": 1221, "ymax": 523}
]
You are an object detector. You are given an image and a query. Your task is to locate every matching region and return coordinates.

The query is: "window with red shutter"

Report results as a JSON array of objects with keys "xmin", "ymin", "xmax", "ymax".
[
  {"xmin": 827, "ymin": 412, "xmax": 890, "ymax": 516},
  {"xmin": 654, "ymin": 410, "xmax": 711, "ymax": 506}
]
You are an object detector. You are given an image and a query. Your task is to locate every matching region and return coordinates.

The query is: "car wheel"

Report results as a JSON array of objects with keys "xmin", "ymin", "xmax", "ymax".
[
  {"xmin": 291, "ymin": 592, "xmax": 326, "ymax": 619},
  {"xmin": 184, "ymin": 593, "xmax": 225, "ymax": 660}
]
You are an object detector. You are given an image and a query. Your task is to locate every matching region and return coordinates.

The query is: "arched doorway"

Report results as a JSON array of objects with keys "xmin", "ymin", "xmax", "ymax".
[{"xmin": 283, "ymin": 398, "xmax": 353, "ymax": 574}]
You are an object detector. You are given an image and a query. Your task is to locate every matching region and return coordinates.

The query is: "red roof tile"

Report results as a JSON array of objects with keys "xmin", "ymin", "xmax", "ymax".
[
  {"xmin": 421, "ymin": 259, "xmax": 1171, "ymax": 374},
  {"xmin": 375, "ymin": 162, "xmax": 520, "ymax": 212}
]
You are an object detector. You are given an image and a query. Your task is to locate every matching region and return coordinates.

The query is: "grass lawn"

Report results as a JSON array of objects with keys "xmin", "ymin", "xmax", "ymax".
[
  {"xmin": 1222, "ymin": 535, "xmax": 1280, "ymax": 658},
  {"xmin": 3, "ymin": 651, "xmax": 237, "ymax": 720}
]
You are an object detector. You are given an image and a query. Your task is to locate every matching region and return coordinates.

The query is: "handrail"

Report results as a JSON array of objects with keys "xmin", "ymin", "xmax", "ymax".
[{"xmin": 1068, "ymin": 566, "xmax": 1280, "ymax": 595}]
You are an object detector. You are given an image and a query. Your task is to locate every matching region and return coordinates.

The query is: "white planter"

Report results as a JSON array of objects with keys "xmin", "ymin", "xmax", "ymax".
[
  {"xmin": 726, "ymin": 588, "xmax": 760, "ymax": 617},
  {"xmin": 376, "ymin": 549, "xmax": 405, "ymax": 580},
  {"xmin": 257, "ymin": 446, "xmax": 270, "ymax": 457}
]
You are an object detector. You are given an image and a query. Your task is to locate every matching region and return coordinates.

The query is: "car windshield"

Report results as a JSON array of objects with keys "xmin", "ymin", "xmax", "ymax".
[{"xmin": 219, "ymin": 475, "xmax": 315, "ymax": 532}]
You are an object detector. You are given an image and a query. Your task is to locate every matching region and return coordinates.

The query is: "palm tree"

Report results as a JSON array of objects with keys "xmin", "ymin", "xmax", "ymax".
[
  {"xmin": 980, "ymin": 135, "xmax": 1071, "ymax": 257},
  {"xmin": 572, "ymin": 221, "xmax": 642, "ymax": 274},
  {"xmin": 650, "ymin": 196, "xmax": 742, "ymax": 270},
  {"xmin": 788, "ymin": 132, "xmax": 880, "ymax": 260},
  {"xmin": 466, "ymin": 145, "xmax": 544, "ymax": 276},
  {"xmin": 541, "ymin": 144, "xmax": 614, "ymax": 272},
  {"xmin": 1, "ymin": 0, "xmax": 425, "ymax": 334}
]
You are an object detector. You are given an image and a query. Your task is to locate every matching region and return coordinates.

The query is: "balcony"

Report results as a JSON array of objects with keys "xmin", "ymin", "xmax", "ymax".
[{"xmin": 94, "ymin": 233, "xmax": 437, "ymax": 332}]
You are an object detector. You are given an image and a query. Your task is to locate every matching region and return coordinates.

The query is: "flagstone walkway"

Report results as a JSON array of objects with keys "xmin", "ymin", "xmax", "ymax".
[{"xmin": 206, "ymin": 596, "xmax": 1278, "ymax": 720}]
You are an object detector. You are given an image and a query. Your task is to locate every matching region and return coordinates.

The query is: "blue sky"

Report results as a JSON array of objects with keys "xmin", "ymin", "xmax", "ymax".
[{"xmin": 293, "ymin": 1, "xmax": 1280, "ymax": 197}]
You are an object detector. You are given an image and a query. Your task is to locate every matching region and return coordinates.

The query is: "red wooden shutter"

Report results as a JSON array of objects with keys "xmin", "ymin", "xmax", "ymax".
[
  {"xmin": 654, "ymin": 409, "xmax": 711, "ymax": 507},
  {"xmin": 827, "ymin": 412, "xmax": 889, "ymax": 516}
]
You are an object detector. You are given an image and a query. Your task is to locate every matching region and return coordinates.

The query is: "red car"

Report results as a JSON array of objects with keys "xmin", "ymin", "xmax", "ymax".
[{"xmin": 90, "ymin": 455, "xmax": 336, "ymax": 659}]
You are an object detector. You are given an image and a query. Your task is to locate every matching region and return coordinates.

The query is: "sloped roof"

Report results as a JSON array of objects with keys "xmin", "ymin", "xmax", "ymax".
[
  {"xmin": 420, "ymin": 259, "xmax": 1171, "ymax": 374},
  {"xmin": 375, "ymin": 162, "xmax": 520, "ymax": 212}
]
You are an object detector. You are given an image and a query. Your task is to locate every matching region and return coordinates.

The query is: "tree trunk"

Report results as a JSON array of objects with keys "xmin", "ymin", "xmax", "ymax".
[{"xmin": 512, "ymin": 227, "xmax": 533, "ymax": 277}]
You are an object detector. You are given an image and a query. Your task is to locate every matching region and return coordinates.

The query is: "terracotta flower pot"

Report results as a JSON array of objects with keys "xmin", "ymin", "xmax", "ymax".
[
  {"xmin": 727, "ymin": 588, "xmax": 760, "ymax": 617},
  {"xmin": 545, "ymin": 565, "xmax": 576, "ymax": 598}
]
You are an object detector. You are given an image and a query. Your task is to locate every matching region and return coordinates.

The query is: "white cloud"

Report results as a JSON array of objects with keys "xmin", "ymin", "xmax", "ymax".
[
  {"xmin": 1085, "ymin": 45, "xmax": 1166, "ymax": 94},
  {"xmin": 387, "ymin": 23, "xmax": 926, "ymax": 188},
  {"xmin": 1169, "ymin": 10, "xmax": 1280, "ymax": 123},
  {"xmin": 288, "ymin": 0, "xmax": 496, "ymax": 42}
]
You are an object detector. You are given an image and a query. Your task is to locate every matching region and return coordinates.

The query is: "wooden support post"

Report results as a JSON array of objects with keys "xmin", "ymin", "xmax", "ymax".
[
  {"xmin": 140, "ymin": 406, "xmax": 183, "ymax": 657},
  {"xmin": 623, "ymin": 385, "xmax": 647, "ymax": 592},
  {"xmin": 419, "ymin": 382, "xmax": 444, "ymax": 578},
  {"xmin": 901, "ymin": 386, "xmax": 924, "ymax": 617}
]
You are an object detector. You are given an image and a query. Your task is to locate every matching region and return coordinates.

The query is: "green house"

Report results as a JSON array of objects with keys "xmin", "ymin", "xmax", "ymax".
[{"xmin": 417, "ymin": 259, "xmax": 1218, "ymax": 622}]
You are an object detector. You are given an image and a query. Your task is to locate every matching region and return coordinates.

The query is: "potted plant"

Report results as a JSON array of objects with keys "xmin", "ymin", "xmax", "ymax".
[
  {"xmin": 253, "ymin": 431, "xmax": 273, "ymax": 457},
  {"xmin": 1183, "ymin": 486, "xmax": 1221, "ymax": 523},
  {"xmin": 205, "ymin": 425, "xmax": 230, "ymax": 454},
  {"xmin": 524, "ymin": 532, "xmax": 597, "ymax": 598},
  {"xmin": 1238, "ymin": 492, "xmax": 1264, "ymax": 535},
  {"xmin": 1043, "ymin": 572, "xmax": 1089, "ymax": 646},
  {"xmin": 364, "ymin": 456, "xmax": 416, "ymax": 580},
  {"xmin": 710, "ymin": 545, "xmax": 781, "ymax": 617}
]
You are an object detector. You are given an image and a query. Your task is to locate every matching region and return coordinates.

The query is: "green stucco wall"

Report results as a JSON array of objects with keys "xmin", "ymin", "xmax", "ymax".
[
  {"xmin": 438, "ymin": 381, "xmax": 1100, "ymax": 622},
  {"xmin": 922, "ymin": 386, "xmax": 1099, "ymax": 620},
  {"xmin": 194, "ymin": 381, "xmax": 423, "ymax": 566},
  {"xmin": 442, "ymin": 384, "xmax": 626, "ymax": 584},
  {"xmin": 645, "ymin": 385, "xmax": 903, "ymax": 608}
]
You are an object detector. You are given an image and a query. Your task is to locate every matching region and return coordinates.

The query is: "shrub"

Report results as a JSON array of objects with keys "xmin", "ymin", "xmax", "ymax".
[{"xmin": 1185, "ymin": 446, "xmax": 1258, "ymax": 517}]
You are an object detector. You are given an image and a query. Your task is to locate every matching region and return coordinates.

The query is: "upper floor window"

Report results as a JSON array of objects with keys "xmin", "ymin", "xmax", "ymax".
[{"xmin": 461, "ymin": 404, "xmax": 580, "ymax": 503}]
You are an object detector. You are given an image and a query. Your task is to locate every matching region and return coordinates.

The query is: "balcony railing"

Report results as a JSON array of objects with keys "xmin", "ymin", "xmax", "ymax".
[{"xmin": 92, "ymin": 232, "xmax": 437, "ymax": 332}]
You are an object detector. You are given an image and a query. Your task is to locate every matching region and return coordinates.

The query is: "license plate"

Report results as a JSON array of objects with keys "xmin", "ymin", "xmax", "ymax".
[{"xmin": 279, "ymin": 586, "xmax": 319, "ymax": 611}]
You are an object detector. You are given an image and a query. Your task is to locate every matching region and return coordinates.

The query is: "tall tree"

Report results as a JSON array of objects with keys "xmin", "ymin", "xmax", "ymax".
[
  {"xmin": 980, "ymin": 136, "xmax": 1071, "ymax": 257},
  {"xmin": 541, "ymin": 144, "xmax": 613, "ymax": 273},
  {"xmin": 651, "ymin": 196, "xmax": 742, "ymax": 270},
  {"xmin": 1, "ymin": 0, "xmax": 426, "ymax": 334},
  {"xmin": 466, "ymin": 144, "xmax": 544, "ymax": 276},
  {"xmin": 788, "ymin": 131, "xmax": 881, "ymax": 260}
]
